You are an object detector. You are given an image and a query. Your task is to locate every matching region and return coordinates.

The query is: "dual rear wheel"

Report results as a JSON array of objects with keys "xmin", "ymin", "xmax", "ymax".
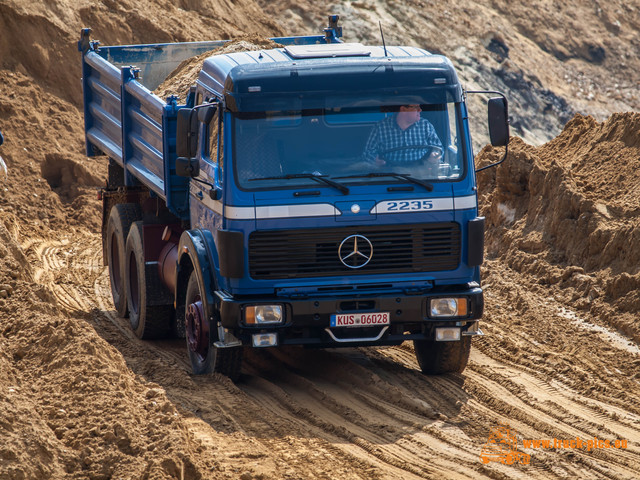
[
  {"xmin": 105, "ymin": 204, "xmax": 172, "ymax": 339},
  {"xmin": 125, "ymin": 221, "xmax": 173, "ymax": 339},
  {"xmin": 105, "ymin": 204, "xmax": 242, "ymax": 378}
]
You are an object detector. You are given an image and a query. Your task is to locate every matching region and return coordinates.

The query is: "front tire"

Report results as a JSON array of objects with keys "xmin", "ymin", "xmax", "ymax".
[
  {"xmin": 184, "ymin": 271, "xmax": 242, "ymax": 381},
  {"xmin": 413, "ymin": 337, "xmax": 471, "ymax": 374}
]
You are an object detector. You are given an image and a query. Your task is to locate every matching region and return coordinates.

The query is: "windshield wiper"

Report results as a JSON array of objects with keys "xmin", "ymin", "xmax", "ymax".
[
  {"xmin": 333, "ymin": 172, "xmax": 433, "ymax": 192},
  {"xmin": 248, "ymin": 173, "xmax": 349, "ymax": 195}
]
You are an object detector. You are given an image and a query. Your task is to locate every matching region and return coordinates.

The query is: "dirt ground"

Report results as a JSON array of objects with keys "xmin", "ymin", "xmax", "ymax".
[{"xmin": 1, "ymin": 1, "xmax": 640, "ymax": 479}]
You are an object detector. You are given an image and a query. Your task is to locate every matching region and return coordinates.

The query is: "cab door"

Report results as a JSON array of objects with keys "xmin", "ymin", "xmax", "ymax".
[{"xmin": 189, "ymin": 90, "xmax": 224, "ymax": 233}]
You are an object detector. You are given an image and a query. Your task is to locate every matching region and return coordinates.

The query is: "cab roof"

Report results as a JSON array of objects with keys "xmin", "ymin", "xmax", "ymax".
[{"xmin": 197, "ymin": 43, "xmax": 462, "ymax": 112}]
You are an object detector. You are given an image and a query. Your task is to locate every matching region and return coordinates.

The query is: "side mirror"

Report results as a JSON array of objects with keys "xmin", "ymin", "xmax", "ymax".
[
  {"xmin": 488, "ymin": 97, "xmax": 509, "ymax": 147},
  {"xmin": 198, "ymin": 105, "xmax": 217, "ymax": 124},
  {"xmin": 176, "ymin": 108, "xmax": 198, "ymax": 158},
  {"xmin": 176, "ymin": 157, "xmax": 200, "ymax": 177}
]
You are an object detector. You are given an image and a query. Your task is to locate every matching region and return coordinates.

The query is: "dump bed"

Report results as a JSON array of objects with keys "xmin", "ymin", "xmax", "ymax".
[{"xmin": 77, "ymin": 26, "xmax": 340, "ymax": 219}]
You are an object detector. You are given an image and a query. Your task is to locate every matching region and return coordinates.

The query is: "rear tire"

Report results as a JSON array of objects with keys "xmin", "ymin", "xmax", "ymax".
[
  {"xmin": 105, "ymin": 203, "xmax": 142, "ymax": 317},
  {"xmin": 413, "ymin": 337, "xmax": 471, "ymax": 374},
  {"xmin": 125, "ymin": 221, "xmax": 172, "ymax": 339},
  {"xmin": 185, "ymin": 271, "xmax": 242, "ymax": 381}
]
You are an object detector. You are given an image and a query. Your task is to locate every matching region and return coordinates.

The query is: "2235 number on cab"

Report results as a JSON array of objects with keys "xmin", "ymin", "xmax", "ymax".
[{"xmin": 385, "ymin": 200, "xmax": 433, "ymax": 212}]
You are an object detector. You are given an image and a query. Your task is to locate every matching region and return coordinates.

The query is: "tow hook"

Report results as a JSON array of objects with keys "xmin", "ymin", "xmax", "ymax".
[{"xmin": 461, "ymin": 321, "xmax": 485, "ymax": 337}]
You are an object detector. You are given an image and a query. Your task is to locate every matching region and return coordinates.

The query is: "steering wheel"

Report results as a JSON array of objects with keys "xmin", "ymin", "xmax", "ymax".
[
  {"xmin": 420, "ymin": 146, "xmax": 443, "ymax": 162},
  {"xmin": 376, "ymin": 145, "xmax": 442, "ymax": 165}
]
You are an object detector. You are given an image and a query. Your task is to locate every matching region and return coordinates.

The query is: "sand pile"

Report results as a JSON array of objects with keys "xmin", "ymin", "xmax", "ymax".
[
  {"xmin": 477, "ymin": 112, "xmax": 640, "ymax": 341},
  {"xmin": 154, "ymin": 35, "xmax": 282, "ymax": 103}
]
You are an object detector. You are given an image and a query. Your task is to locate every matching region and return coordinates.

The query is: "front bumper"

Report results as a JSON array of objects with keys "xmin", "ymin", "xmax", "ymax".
[{"xmin": 216, "ymin": 285, "xmax": 483, "ymax": 347}]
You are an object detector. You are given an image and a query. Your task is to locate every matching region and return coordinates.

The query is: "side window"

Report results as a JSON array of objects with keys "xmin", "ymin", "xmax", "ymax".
[
  {"xmin": 446, "ymin": 102, "xmax": 463, "ymax": 176},
  {"xmin": 196, "ymin": 90, "xmax": 223, "ymax": 182},
  {"xmin": 447, "ymin": 103, "xmax": 459, "ymax": 151},
  {"xmin": 207, "ymin": 109, "xmax": 223, "ymax": 170}
]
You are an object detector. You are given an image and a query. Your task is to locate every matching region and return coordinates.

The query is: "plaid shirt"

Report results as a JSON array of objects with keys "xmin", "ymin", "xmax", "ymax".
[{"xmin": 363, "ymin": 115, "xmax": 443, "ymax": 164}]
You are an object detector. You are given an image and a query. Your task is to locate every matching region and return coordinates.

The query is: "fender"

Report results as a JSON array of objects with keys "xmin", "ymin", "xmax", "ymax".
[{"xmin": 176, "ymin": 228, "xmax": 220, "ymax": 318}]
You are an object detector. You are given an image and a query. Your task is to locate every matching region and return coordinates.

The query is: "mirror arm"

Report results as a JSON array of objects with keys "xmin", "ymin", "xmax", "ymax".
[
  {"xmin": 465, "ymin": 89, "xmax": 507, "ymax": 99},
  {"xmin": 475, "ymin": 144, "xmax": 508, "ymax": 173}
]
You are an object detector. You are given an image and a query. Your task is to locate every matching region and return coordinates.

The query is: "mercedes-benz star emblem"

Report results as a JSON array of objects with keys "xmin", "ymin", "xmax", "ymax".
[{"xmin": 338, "ymin": 234, "xmax": 373, "ymax": 269}]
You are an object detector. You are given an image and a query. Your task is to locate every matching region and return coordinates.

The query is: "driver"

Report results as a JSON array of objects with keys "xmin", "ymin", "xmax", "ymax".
[{"xmin": 362, "ymin": 104, "xmax": 443, "ymax": 170}]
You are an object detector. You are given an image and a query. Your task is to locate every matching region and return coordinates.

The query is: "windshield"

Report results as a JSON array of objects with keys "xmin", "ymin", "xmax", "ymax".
[{"xmin": 233, "ymin": 102, "xmax": 465, "ymax": 191}]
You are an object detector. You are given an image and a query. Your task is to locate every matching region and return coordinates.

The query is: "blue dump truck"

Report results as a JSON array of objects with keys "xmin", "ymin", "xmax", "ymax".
[{"xmin": 79, "ymin": 16, "xmax": 509, "ymax": 381}]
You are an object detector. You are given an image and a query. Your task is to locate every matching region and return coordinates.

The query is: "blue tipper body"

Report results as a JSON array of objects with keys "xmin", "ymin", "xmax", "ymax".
[{"xmin": 79, "ymin": 17, "xmax": 486, "ymax": 351}]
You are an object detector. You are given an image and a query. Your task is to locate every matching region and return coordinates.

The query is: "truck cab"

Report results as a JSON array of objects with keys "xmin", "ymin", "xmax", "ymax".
[{"xmin": 175, "ymin": 32, "xmax": 502, "ymax": 379}]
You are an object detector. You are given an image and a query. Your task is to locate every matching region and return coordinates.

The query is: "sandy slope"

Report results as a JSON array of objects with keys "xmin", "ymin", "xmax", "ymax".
[{"xmin": 1, "ymin": 1, "xmax": 640, "ymax": 479}]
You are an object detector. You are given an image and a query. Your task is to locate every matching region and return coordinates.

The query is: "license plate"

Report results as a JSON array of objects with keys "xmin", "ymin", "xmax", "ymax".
[{"xmin": 330, "ymin": 312, "xmax": 390, "ymax": 328}]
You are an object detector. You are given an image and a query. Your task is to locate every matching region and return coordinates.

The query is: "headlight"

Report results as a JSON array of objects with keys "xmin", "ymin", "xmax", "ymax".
[
  {"xmin": 429, "ymin": 298, "xmax": 468, "ymax": 318},
  {"xmin": 244, "ymin": 305, "xmax": 283, "ymax": 324}
]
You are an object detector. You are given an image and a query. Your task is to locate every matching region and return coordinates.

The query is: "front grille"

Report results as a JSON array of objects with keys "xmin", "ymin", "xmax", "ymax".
[{"xmin": 249, "ymin": 223, "xmax": 460, "ymax": 279}]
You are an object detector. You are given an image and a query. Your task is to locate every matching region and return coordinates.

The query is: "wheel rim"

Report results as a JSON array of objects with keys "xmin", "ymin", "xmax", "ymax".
[
  {"xmin": 128, "ymin": 251, "xmax": 139, "ymax": 316},
  {"xmin": 186, "ymin": 296, "xmax": 209, "ymax": 361}
]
